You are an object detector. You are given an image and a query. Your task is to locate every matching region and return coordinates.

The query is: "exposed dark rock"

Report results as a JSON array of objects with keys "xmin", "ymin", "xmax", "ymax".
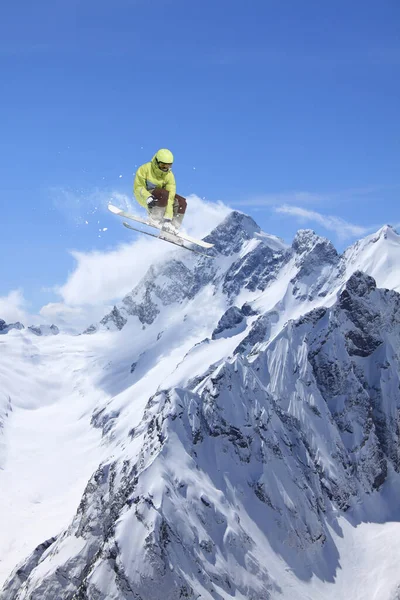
[
  {"xmin": 211, "ymin": 306, "xmax": 245, "ymax": 340},
  {"xmin": 205, "ymin": 211, "xmax": 260, "ymax": 255},
  {"xmin": 234, "ymin": 313, "xmax": 277, "ymax": 355},
  {"xmin": 223, "ymin": 243, "xmax": 288, "ymax": 299},
  {"xmin": 83, "ymin": 324, "xmax": 98, "ymax": 335},
  {"xmin": 0, "ymin": 320, "xmax": 25, "ymax": 334},
  {"xmin": 28, "ymin": 324, "xmax": 59, "ymax": 336},
  {"xmin": 344, "ymin": 271, "xmax": 377, "ymax": 297},
  {"xmin": 91, "ymin": 408, "xmax": 121, "ymax": 437},
  {"xmin": 240, "ymin": 302, "xmax": 258, "ymax": 317},
  {"xmin": 100, "ymin": 306, "xmax": 128, "ymax": 330}
]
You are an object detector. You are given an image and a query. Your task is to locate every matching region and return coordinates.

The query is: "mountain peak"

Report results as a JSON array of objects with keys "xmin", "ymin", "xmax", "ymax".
[
  {"xmin": 292, "ymin": 229, "xmax": 336, "ymax": 256},
  {"xmin": 291, "ymin": 229, "xmax": 339, "ymax": 286},
  {"xmin": 375, "ymin": 224, "xmax": 400, "ymax": 241},
  {"xmin": 342, "ymin": 224, "xmax": 400, "ymax": 294},
  {"xmin": 348, "ymin": 225, "xmax": 400, "ymax": 255},
  {"xmin": 205, "ymin": 210, "xmax": 261, "ymax": 255},
  {"xmin": 344, "ymin": 270, "xmax": 377, "ymax": 297}
]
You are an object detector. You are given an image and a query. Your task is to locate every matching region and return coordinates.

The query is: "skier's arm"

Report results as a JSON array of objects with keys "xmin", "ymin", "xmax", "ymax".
[
  {"xmin": 164, "ymin": 172, "xmax": 176, "ymax": 220},
  {"xmin": 134, "ymin": 164, "xmax": 151, "ymax": 206}
]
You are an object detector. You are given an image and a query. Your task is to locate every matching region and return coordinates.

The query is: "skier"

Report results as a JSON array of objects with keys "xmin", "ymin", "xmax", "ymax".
[{"xmin": 133, "ymin": 148, "xmax": 187, "ymax": 234}]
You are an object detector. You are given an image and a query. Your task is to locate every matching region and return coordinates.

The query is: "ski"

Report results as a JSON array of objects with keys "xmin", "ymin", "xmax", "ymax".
[
  {"xmin": 108, "ymin": 204, "xmax": 214, "ymax": 249},
  {"xmin": 122, "ymin": 222, "xmax": 214, "ymax": 258}
]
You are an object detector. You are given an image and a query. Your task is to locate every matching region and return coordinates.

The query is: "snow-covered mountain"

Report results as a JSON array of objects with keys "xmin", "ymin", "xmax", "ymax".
[
  {"xmin": 1, "ymin": 212, "xmax": 400, "ymax": 600},
  {"xmin": 0, "ymin": 319, "xmax": 59, "ymax": 336}
]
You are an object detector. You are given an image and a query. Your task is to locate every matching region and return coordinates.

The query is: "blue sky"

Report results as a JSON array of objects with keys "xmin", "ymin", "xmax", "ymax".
[{"xmin": 1, "ymin": 0, "xmax": 399, "ymax": 324}]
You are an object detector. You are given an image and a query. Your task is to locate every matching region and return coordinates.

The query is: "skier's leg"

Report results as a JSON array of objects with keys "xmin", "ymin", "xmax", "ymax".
[
  {"xmin": 172, "ymin": 194, "xmax": 187, "ymax": 230},
  {"xmin": 148, "ymin": 188, "xmax": 168, "ymax": 224}
]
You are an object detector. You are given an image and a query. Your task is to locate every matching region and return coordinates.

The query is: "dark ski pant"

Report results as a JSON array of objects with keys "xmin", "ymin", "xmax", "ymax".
[{"xmin": 151, "ymin": 188, "xmax": 187, "ymax": 216}]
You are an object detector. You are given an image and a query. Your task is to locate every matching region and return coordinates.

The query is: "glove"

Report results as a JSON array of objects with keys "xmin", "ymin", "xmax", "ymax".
[
  {"xmin": 146, "ymin": 195, "xmax": 157, "ymax": 209},
  {"xmin": 162, "ymin": 219, "xmax": 178, "ymax": 234}
]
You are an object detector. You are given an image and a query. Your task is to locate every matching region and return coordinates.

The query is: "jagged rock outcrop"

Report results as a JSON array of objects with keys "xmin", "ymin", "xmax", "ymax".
[
  {"xmin": 0, "ymin": 320, "xmax": 59, "ymax": 336},
  {"xmin": 222, "ymin": 242, "xmax": 289, "ymax": 299},
  {"xmin": 233, "ymin": 312, "xmax": 278, "ymax": 355},
  {"xmin": 211, "ymin": 306, "xmax": 245, "ymax": 339},
  {"xmin": 1, "ymin": 538, "xmax": 57, "ymax": 600},
  {"xmin": 205, "ymin": 211, "xmax": 261, "ymax": 255},
  {"xmin": 304, "ymin": 272, "xmax": 400, "ymax": 488},
  {"xmin": 121, "ymin": 261, "xmax": 196, "ymax": 325},
  {"xmin": 100, "ymin": 306, "xmax": 127, "ymax": 331},
  {"xmin": 0, "ymin": 319, "xmax": 24, "ymax": 335},
  {"xmin": 290, "ymin": 229, "xmax": 342, "ymax": 301},
  {"xmin": 28, "ymin": 324, "xmax": 59, "ymax": 336}
]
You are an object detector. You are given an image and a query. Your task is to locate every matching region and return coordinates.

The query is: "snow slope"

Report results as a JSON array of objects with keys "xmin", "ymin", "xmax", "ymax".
[{"xmin": 0, "ymin": 330, "xmax": 113, "ymax": 583}]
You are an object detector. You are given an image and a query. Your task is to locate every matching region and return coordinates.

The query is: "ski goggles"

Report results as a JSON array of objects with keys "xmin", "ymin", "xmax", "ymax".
[{"xmin": 157, "ymin": 161, "xmax": 172, "ymax": 172}]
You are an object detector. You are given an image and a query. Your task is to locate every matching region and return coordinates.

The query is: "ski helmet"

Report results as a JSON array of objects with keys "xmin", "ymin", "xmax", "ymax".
[
  {"xmin": 156, "ymin": 148, "xmax": 174, "ymax": 164},
  {"xmin": 155, "ymin": 148, "xmax": 174, "ymax": 171}
]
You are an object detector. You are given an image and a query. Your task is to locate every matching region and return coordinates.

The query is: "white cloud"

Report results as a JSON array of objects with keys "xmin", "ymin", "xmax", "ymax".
[
  {"xmin": 56, "ymin": 239, "xmax": 164, "ymax": 306},
  {"xmin": 0, "ymin": 289, "xmax": 29, "ymax": 324},
  {"xmin": 275, "ymin": 205, "xmax": 371, "ymax": 240},
  {"xmin": 43, "ymin": 195, "xmax": 230, "ymax": 329},
  {"xmin": 183, "ymin": 194, "xmax": 231, "ymax": 239}
]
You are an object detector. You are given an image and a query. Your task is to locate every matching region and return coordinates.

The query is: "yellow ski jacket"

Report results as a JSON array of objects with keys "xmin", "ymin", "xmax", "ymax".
[{"xmin": 133, "ymin": 154, "xmax": 176, "ymax": 219}]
